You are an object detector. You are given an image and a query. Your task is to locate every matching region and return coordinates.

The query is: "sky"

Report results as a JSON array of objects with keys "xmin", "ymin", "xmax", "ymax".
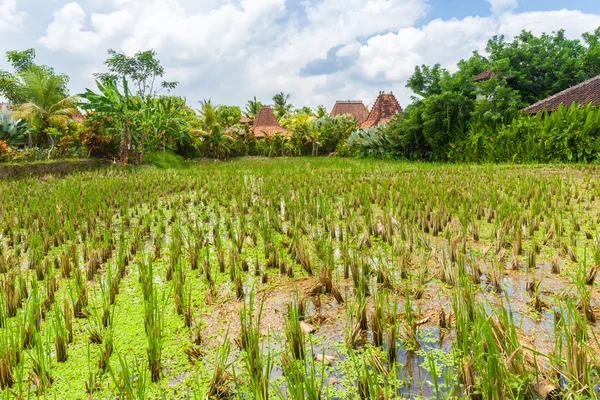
[{"xmin": 1, "ymin": 0, "xmax": 600, "ymax": 111}]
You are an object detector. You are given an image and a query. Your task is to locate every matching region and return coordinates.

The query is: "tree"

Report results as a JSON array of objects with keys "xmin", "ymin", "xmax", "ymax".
[
  {"xmin": 296, "ymin": 106, "xmax": 314, "ymax": 116},
  {"xmin": 272, "ymin": 92, "xmax": 293, "ymax": 119},
  {"xmin": 216, "ymin": 105, "xmax": 242, "ymax": 128},
  {"xmin": 0, "ymin": 48, "xmax": 70, "ymax": 105},
  {"xmin": 244, "ymin": 96, "xmax": 262, "ymax": 120},
  {"xmin": 80, "ymin": 78, "xmax": 139, "ymax": 163},
  {"xmin": 13, "ymin": 66, "xmax": 79, "ymax": 154},
  {"xmin": 406, "ymin": 64, "xmax": 444, "ymax": 99},
  {"xmin": 6, "ymin": 48, "xmax": 36, "ymax": 72},
  {"xmin": 316, "ymin": 105, "xmax": 327, "ymax": 118},
  {"xmin": 94, "ymin": 49, "xmax": 178, "ymax": 99},
  {"xmin": 485, "ymin": 30, "xmax": 592, "ymax": 105},
  {"xmin": 196, "ymin": 99, "xmax": 233, "ymax": 159},
  {"xmin": 582, "ymin": 27, "xmax": 600, "ymax": 78}
]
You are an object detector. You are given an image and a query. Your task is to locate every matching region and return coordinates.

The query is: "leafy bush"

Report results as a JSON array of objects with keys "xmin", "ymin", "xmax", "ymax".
[
  {"xmin": 454, "ymin": 103, "xmax": 600, "ymax": 163},
  {"xmin": 77, "ymin": 112, "xmax": 119, "ymax": 158},
  {"xmin": 144, "ymin": 151, "xmax": 187, "ymax": 169}
]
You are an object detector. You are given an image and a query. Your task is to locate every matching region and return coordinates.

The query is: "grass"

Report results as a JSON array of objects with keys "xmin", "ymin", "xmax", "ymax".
[{"xmin": 0, "ymin": 157, "xmax": 599, "ymax": 398}]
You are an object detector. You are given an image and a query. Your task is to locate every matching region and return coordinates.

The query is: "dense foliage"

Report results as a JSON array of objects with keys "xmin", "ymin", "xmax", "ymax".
[
  {"xmin": 2, "ymin": 28, "xmax": 600, "ymax": 164},
  {"xmin": 347, "ymin": 28, "xmax": 600, "ymax": 162}
]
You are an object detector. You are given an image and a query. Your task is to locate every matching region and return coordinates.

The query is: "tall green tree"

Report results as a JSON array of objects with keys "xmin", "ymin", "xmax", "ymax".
[
  {"xmin": 94, "ymin": 49, "xmax": 178, "ymax": 99},
  {"xmin": 272, "ymin": 92, "xmax": 293, "ymax": 119},
  {"xmin": 485, "ymin": 30, "xmax": 596, "ymax": 105},
  {"xmin": 0, "ymin": 48, "xmax": 69, "ymax": 105}
]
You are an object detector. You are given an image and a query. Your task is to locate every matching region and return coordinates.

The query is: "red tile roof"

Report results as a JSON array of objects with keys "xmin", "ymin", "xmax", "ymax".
[
  {"xmin": 329, "ymin": 101, "xmax": 369, "ymax": 124},
  {"xmin": 473, "ymin": 70, "xmax": 515, "ymax": 82},
  {"xmin": 251, "ymin": 106, "xmax": 290, "ymax": 138},
  {"xmin": 240, "ymin": 116, "xmax": 252, "ymax": 124},
  {"xmin": 473, "ymin": 70, "xmax": 495, "ymax": 82},
  {"xmin": 361, "ymin": 92, "xmax": 403, "ymax": 129},
  {"xmin": 523, "ymin": 75, "xmax": 600, "ymax": 114}
]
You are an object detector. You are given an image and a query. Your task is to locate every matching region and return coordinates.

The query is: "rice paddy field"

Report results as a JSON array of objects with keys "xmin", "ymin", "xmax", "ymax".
[{"xmin": 1, "ymin": 157, "xmax": 600, "ymax": 399}]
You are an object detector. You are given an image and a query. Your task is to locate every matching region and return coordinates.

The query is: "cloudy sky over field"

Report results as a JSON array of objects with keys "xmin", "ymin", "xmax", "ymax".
[{"xmin": 1, "ymin": 0, "xmax": 600, "ymax": 110}]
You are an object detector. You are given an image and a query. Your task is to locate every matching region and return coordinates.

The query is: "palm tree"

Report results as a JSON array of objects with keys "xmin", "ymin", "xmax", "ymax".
[
  {"xmin": 196, "ymin": 99, "xmax": 233, "ymax": 159},
  {"xmin": 14, "ymin": 66, "xmax": 80, "ymax": 151},
  {"xmin": 272, "ymin": 92, "xmax": 293, "ymax": 119},
  {"xmin": 244, "ymin": 96, "xmax": 262, "ymax": 120},
  {"xmin": 198, "ymin": 99, "xmax": 218, "ymax": 133}
]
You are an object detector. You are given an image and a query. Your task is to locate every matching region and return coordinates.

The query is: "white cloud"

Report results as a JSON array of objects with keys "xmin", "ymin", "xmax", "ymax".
[
  {"xmin": 344, "ymin": 8, "xmax": 600, "ymax": 107},
  {"xmin": 487, "ymin": 0, "xmax": 517, "ymax": 16},
  {"xmin": 39, "ymin": 2, "xmax": 132, "ymax": 52},
  {"xmin": 0, "ymin": 0, "xmax": 26, "ymax": 32},
  {"xmin": 499, "ymin": 9, "xmax": 600, "ymax": 38}
]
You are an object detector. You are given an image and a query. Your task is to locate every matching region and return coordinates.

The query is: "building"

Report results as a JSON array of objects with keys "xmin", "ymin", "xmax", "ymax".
[
  {"xmin": 523, "ymin": 75, "xmax": 600, "ymax": 114},
  {"xmin": 473, "ymin": 70, "xmax": 516, "ymax": 100},
  {"xmin": 251, "ymin": 106, "xmax": 290, "ymax": 138},
  {"xmin": 329, "ymin": 101, "xmax": 369, "ymax": 125},
  {"xmin": 361, "ymin": 92, "xmax": 403, "ymax": 129}
]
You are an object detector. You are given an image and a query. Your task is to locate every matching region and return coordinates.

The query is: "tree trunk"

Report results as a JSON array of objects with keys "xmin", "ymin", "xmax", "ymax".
[
  {"xmin": 119, "ymin": 119, "xmax": 130, "ymax": 165},
  {"xmin": 44, "ymin": 120, "xmax": 54, "ymax": 160},
  {"xmin": 137, "ymin": 128, "xmax": 146, "ymax": 165}
]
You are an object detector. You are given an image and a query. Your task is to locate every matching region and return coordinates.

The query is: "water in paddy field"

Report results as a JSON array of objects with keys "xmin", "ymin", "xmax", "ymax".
[{"xmin": 269, "ymin": 326, "xmax": 460, "ymax": 399}]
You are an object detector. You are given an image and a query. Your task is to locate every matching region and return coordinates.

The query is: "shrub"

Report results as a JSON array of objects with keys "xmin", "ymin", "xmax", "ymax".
[
  {"xmin": 77, "ymin": 112, "xmax": 118, "ymax": 158},
  {"xmin": 144, "ymin": 151, "xmax": 187, "ymax": 169}
]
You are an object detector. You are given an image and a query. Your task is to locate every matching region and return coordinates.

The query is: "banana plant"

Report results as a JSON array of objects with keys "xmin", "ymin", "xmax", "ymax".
[{"xmin": 79, "ymin": 78, "xmax": 141, "ymax": 164}]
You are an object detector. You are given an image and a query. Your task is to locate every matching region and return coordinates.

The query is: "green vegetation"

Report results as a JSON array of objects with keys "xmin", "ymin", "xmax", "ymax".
[
  {"xmin": 348, "ymin": 28, "xmax": 600, "ymax": 161},
  {"xmin": 2, "ymin": 28, "xmax": 600, "ymax": 165},
  {"xmin": 0, "ymin": 157, "xmax": 598, "ymax": 398}
]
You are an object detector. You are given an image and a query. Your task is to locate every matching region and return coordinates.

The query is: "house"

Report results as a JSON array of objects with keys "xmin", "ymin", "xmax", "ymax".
[
  {"xmin": 240, "ymin": 116, "xmax": 252, "ymax": 125},
  {"xmin": 329, "ymin": 101, "xmax": 369, "ymax": 125},
  {"xmin": 251, "ymin": 106, "xmax": 289, "ymax": 138},
  {"xmin": 523, "ymin": 75, "xmax": 600, "ymax": 114},
  {"xmin": 360, "ymin": 92, "xmax": 403, "ymax": 129},
  {"xmin": 473, "ymin": 70, "xmax": 515, "ymax": 100}
]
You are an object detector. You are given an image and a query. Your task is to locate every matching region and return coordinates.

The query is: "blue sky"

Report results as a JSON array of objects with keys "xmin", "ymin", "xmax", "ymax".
[
  {"xmin": 1, "ymin": 0, "xmax": 600, "ymax": 108},
  {"xmin": 425, "ymin": 0, "xmax": 599, "ymax": 22}
]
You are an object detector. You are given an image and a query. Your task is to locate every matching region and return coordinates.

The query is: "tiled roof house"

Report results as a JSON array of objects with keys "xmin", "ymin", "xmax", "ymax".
[
  {"xmin": 472, "ymin": 70, "xmax": 514, "ymax": 82},
  {"xmin": 361, "ymin": 92, "xmax": 403, "ymax": 129},
  {"xmin": 251, "ymin": 106, "xmax": 289, "ymax": 138},
  {"xmin": 329, "ymin": 101, "xmax": 369, "ymax": 124},
  {"xmin": 523, "ymin": 75, "xmax": 600, "ymax": 114},
  {"xmin": 473, "ymin": 70, "xmax": 497, "ymax": 82}
]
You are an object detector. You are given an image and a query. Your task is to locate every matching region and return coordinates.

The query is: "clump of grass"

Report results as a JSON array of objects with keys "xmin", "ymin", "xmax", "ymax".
[
  {"xmin": 140, "ymin": 257, "xmax": 165, "ymax": 383},
  {"xmin": 108, "ymin": 353, "xmax": 149, "ymax": 399},
  {"xmin": 52, "ymin": 302, "xmax": 68, "ymax": 362},
  {"xmin": 236, "ymin": 291, "xmax": 271, "ymax": 400},
  {"xmin": 285, "ymin": 295, "xmax": 305, "ymax": 360},
  {"xmin": 206, "ymin": 332, "xmax": 232, "ymax": 398},
  {"xmin": 30, "ymin": 332, "xmax": 53, "ymax": 395},
  {"xmin": 370, "ymin": 291, "xmax": 385, "ymax": 347}
]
